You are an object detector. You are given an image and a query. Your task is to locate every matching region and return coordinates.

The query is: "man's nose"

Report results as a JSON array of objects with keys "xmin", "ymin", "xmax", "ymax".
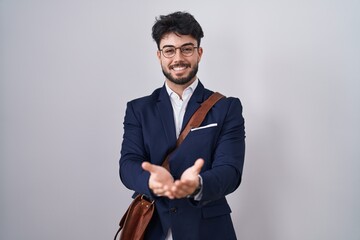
[{"xmin": 173, "ymin": 48, "xmax": 185, "ymax": 61}]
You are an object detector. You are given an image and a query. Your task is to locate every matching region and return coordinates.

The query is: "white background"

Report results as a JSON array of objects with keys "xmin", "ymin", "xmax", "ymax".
[{"xmin": 1, "ymin": 0, "xmax": 359, "ymax": 239}]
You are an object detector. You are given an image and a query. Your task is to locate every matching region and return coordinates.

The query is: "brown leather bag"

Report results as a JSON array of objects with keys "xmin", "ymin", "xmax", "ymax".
[
  {"xmin": 114, "ymin": 195, "xmax": 154, "ymax": 240},
  {"xmin": 114, "ymin": 92, "xmax": 224, "ymax": 240}
]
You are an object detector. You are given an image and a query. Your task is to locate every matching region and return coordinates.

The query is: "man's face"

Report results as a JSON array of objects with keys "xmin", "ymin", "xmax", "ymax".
[{"xmin": 157, "ymin": 33, "xmax": 203, "ymax": 86}]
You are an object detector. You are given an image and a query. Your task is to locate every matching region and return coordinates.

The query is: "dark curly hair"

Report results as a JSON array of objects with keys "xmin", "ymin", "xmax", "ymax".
[{"xmin": 152, "ymin": 11, "xmax": 204, "ymax": 50}]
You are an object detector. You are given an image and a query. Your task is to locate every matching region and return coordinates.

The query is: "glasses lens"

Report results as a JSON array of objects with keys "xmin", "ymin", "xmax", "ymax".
[
  {"xmin": 162, "ymin": 47, "xmax": 176, "ymax": 58},
  {"xmin": 161, "ymin": 45, "xmax": 196, "ymax": 58},
  {"xmin": 181, "ymin": 45, "xmax": 194, "ymax": 56}
]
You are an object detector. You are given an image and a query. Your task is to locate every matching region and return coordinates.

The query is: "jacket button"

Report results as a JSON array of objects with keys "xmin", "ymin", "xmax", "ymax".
[{"xmin": 169, "ymin": 207, "xmax": 177, "ymax": 213}]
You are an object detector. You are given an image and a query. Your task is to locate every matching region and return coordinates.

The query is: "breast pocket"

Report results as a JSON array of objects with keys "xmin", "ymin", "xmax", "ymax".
[
  {"xmin": 182, "ymin": 125, "xmax": 219, "ymax": 159},
  {"xmin": 189, "ymin": 124, "xmax": 218, "ymax": 136}
]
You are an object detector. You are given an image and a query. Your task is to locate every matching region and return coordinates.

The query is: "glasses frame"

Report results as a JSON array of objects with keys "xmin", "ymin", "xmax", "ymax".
[{"xmin": 159, "ymin": 44, "xmax": 199, "ymax": 58}]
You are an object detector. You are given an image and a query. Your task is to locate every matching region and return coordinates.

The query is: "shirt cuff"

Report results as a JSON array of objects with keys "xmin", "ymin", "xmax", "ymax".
[{"xmin": 193, "ymin": 175, "xmax": 203, "ymax": 201}]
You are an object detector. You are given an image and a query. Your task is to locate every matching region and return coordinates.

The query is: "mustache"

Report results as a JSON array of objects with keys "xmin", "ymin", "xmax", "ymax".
[{"xmin": 170, "ymin": 62, "xmax": 191, "ymax": 69}]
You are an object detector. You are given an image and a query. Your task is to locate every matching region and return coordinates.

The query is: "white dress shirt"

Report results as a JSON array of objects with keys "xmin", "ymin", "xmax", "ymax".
[
  {"xmin": 165, "ymin": 79, "xmax": 198, "ymax": 138},
  {"xmin": 164, "ymin": 79, "xmax": 203, "ymax": 240}
]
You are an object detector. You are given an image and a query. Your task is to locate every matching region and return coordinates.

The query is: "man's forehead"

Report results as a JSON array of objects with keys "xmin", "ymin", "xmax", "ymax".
[{"xmin": 160, "ymin": 32, "xmax": 197, "ymax": 47}]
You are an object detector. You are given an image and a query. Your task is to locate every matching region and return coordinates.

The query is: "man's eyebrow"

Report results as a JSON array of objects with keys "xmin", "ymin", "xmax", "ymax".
[{"xmin": 161, "ymin": 42, "xmax": 195, "ymax": 48}]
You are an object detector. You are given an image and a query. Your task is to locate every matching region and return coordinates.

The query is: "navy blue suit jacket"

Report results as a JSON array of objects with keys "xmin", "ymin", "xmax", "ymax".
[{"xmin": 119, "ymin": 82, "xmax": 245, "ymax": 240}]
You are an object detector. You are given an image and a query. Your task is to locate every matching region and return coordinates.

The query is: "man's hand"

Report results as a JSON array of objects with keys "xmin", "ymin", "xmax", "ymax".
[
  {"xmin": 170, "ymin": 158, "xmax": 204, "ymax": 199},
  {"xmin": 142, "ymin": 162, "xmax": 174, "ymax": 197}
]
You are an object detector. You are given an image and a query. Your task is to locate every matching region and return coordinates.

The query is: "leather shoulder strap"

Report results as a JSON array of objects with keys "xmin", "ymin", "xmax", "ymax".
[
  {"xmin": 162, "ymin": 92, "xmax": 225, "ymax": 170},
  {"xmin": 176, "ymin": 92, "xmax": 225, "ymax": 146}
]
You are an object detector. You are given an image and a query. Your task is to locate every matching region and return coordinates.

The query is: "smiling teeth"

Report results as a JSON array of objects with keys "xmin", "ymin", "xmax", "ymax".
[{"xmin": 173, "ymin": 66, "xmax": 186, "ymax": 71}]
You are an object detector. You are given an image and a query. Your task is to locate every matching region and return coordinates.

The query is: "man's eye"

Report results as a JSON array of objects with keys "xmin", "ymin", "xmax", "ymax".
[
  {"xmin": 164, "ymin": 48, "xmax": 175, "ymax": 54},
  {"xmin": 182, "ymin": 47, "xmax": 192, "ymax": 53}
]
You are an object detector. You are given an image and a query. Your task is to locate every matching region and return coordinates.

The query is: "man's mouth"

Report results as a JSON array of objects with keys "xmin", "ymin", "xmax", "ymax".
[{"xmin": 170, "ymin": 63, "xmax": 190, "ymax": 71}]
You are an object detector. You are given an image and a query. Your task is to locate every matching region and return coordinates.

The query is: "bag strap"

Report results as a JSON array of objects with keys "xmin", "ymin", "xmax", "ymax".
[{"xmin": 162, "ymin": 92, "xmax": 224, "ymax": 170}]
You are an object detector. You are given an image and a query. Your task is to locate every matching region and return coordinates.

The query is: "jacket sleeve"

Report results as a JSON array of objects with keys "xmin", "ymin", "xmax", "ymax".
[
  {"xmin": 119, "ymin": 101, "xmax": 152, "ymax": 197},
  {"xmin": 199, "ymin": 98, "xmax": 246, "ymax": 204}
]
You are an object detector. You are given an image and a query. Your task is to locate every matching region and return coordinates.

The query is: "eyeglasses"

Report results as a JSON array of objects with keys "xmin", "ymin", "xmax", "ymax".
[{"xmin": 160, "ymin": 44, "xmax": 198, "ymax": 58}]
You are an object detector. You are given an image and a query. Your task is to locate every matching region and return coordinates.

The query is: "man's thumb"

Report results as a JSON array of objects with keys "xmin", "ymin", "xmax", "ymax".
[
  {"xmin": 194, "ymin": 158, "xmax": 204, "ymax": 172},
  {"xmin": 142, "ymin": 162, "xmax": 154, "ymax": 173}
]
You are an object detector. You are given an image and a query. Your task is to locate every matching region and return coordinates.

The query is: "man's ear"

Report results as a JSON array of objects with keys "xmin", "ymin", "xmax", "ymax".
[
  {"xmin": 197, "ymin": 47, "xmax": 203, "ymax": 63},
  {"xmin": 157, "ymin": 51, "xmax": 161, "ymax": 62}
]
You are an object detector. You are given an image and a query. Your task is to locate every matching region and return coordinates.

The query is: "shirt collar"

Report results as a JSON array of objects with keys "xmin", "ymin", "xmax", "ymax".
[{"xmin": 165, "ymin": 79, "xmax": 199, "ymax": 99}]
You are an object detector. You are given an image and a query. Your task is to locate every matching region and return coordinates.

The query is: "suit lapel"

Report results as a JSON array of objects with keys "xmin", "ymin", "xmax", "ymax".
[
  {"xmin": 156, "ymin": 82, "xmax": 207, "ymax": 148},
  {"xmin": 181, "ymin": 82, "xmax": 205, "ymax": 131},
  {"xmin": 156, "ymin": 86, "xmax": 177, "ymax": 147}
]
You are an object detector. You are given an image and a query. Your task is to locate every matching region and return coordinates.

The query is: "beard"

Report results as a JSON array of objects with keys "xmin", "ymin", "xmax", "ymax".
[{"xmin": 162, "ymin": 62, "xmax": 199, "ymax": 85}]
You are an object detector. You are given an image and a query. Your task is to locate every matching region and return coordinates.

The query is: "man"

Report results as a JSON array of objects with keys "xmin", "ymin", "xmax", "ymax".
[{"xmin": 119, "ymin": 11, "xmax": 245, "ymax": 240}]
